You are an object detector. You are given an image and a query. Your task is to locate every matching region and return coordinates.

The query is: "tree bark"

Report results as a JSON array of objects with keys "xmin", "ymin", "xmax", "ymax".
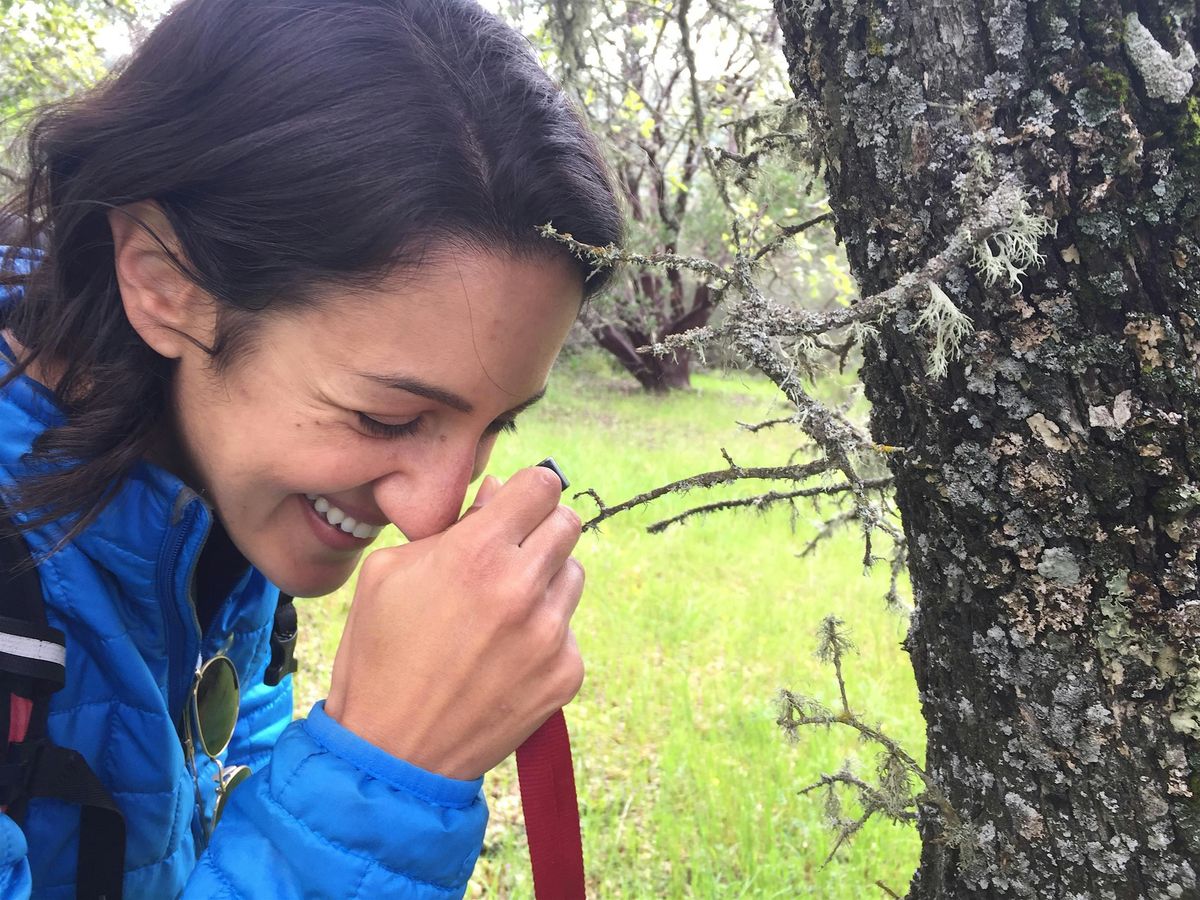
[{"xmin": 775, "ymin": 1, "xmax": 1200, "ymax": 897}]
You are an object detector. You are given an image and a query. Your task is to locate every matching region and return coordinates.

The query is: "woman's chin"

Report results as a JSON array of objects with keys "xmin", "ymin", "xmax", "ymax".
[{"xmin": 247, "ymin": 544, "xmax": 361, "ymax": 599}]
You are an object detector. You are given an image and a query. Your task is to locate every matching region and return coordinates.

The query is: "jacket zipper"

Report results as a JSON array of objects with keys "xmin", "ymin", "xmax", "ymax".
[{"xmin": 160, "ymin": 493, "xmax": 211, "ymax": 726}]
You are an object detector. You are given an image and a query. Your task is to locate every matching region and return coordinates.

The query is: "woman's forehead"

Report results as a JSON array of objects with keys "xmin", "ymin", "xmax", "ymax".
[{"xmin": 299, "ymin": 250, "xmax": 582, "ymax": 400}]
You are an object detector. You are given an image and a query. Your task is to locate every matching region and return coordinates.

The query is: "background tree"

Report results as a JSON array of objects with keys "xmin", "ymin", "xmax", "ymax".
[
  {"xmin": 520, "ymin": 0, "xmax": 844, "ymax": 391},
  {"xmin": 0, "ymin": 0, "xmax": 169, "ymax": 184}
]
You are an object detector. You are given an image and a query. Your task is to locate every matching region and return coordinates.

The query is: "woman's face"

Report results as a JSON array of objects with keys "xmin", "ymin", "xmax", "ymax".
[{"xmin": 166, "ymin": 249, "xmax": 582, "ymax": 597}]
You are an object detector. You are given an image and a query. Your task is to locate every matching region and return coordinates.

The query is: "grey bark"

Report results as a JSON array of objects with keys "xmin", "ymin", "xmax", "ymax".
[{"xmin": 774, "ymin": 1, "xmax": 1200, "ymax": 897}]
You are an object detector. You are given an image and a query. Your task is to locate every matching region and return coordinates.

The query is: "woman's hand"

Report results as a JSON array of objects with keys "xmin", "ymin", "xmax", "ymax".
[{"xmin": 324, "ymin": 466, "xmax": 585, "ymax": 780}]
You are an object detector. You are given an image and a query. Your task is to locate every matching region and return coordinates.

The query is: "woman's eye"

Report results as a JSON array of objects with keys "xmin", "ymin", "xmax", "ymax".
[
  {"xmin": 486, "ymin": 418, "xmax": 518, "ymax": 436},
  {"xmin": 356, "ymin": 413, "xmax": 423, "ymax": 438}
]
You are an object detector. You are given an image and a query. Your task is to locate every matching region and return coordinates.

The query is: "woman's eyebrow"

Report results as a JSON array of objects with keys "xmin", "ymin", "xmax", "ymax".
[{"xmin": 356, "ymin": 372, "xmax": 546, "ymax": 416}]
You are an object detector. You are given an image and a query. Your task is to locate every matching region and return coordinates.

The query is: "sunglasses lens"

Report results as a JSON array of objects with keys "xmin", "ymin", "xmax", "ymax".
[
  {"xmin": 195, "ymin": 656, "xmax": 240, "ymax": 758},
  {"xmin": 213, "ymin": 765, "xmax": 252, "ymax": 827}
]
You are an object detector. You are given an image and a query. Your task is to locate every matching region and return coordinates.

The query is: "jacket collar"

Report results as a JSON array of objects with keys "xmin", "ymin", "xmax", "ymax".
[{"xmin": 0, "ymin": 345, "xmax": 212, "ymax": 606}]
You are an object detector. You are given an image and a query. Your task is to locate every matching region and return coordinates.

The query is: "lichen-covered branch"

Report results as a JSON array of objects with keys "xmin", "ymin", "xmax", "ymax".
[
  {"xmin": 577, "ymin": 454, "xmax": 839, "ymax": 531},
  {"xmin": 778, "ymin": 617, "xmax": 964, "ymax": 866},
  {"xmin": 645, "ymin": 475, "xmax": 893, "ymax": 534}
]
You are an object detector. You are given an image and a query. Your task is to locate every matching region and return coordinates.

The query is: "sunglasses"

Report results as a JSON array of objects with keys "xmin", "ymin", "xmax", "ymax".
[{"xmin": 182, "ymin": 654, "xmax": 252, "ymax": 844}]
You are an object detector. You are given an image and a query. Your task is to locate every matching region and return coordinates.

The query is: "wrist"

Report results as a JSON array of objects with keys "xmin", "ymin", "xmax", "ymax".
[
  {"xmin": 304, "ymin": 702, "xmax": 485, "ymax": 802},
  {"xmin": 321, "ymin": 697, "xmax": 479, "ymax": 780}
]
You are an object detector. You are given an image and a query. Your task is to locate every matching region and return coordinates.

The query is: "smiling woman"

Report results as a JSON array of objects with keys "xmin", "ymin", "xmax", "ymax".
[{"xmin": 0, "ymin": 0, "xmax": 621, "ymax": 897}]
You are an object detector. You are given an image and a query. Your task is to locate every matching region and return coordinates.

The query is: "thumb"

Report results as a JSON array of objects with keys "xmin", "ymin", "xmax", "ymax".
[{"xmin": 466, "ymin": 474, "xmax": 503, "ymax": 514}]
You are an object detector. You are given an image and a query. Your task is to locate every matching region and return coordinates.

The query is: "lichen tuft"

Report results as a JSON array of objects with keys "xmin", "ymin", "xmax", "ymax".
[{"xmin": 916, "ymin": 281, "xmax": 975, "ymax": 378}]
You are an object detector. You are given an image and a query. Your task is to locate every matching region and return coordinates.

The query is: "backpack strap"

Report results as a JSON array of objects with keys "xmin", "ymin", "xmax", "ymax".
[
  {"xmin": 0, "ymin": 503, "xmax": 126, "ymax": 900},
  {"xmin": 263, "ymin": 593, "xmax": 298, "ymax": 687}
]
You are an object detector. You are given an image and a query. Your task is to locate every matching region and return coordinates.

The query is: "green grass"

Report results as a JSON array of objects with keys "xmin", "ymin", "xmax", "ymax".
[{"xmin": 294, "ymin": 353, "xmax": 923, "ymax": 898}]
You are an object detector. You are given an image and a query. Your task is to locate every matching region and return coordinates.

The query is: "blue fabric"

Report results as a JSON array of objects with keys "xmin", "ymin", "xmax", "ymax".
[{"xmin": 0, "ymin": 251, "xmax": 488, "ymax": 897}]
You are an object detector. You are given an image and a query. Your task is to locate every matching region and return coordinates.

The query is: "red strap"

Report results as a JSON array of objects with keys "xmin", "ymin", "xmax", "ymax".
[
  {"xmin": 515, "ymin": 709, "xmax": 585, "ymax": 899},
  {"xmin": 8, "ymin": 695, "xmax": 32, "ymax": 746},
  {"xmin": 1, "ymin": 695, "xmax": 33, "ymax": 814}
]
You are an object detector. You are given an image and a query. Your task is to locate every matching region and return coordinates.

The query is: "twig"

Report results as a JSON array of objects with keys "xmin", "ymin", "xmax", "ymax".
[
  {"xmin": 752, "ymin": 213, "xmax": 833, "ymax": 261},
  {"xmin": 646, "ymin": 476, "xmax": 892, "ymax": 534},
  {"xmin": 579, "ymin": 456, "xmax": 838, "ymax": 531},
  {"xmin": 736, "ymin": 415, "xmax": 797, "ymax": 433},
  {"xmin": 798, "ymin": 509, "xmax": 858, "ymax": 558}
]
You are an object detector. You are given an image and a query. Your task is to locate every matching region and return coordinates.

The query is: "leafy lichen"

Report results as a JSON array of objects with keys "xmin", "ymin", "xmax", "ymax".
[{"xmin": 1124, "ymin": 12, "xmax": 1197, "ymax": 104}]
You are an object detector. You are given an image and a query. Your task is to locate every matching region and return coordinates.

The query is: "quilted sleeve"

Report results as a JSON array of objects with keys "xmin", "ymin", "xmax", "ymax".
[
  {"xmin": 0, "ymin": 816, "xmax": 31, "ymax": 899},
  {"xmin": 224, "ymin": 671, "xmax": 294, "ymax": 774},
  {"xmin": 183, "ymin": 702, "xmax": 488, "ymax": 899}
]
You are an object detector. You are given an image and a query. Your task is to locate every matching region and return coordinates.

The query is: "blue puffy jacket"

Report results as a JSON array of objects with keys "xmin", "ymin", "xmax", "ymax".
[{"xmin": 0, "ymin": 249, "xmax": 488, "ymax": 898}]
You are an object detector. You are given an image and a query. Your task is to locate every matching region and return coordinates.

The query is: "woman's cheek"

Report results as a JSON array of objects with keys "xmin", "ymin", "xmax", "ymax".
[{"xmin": 472, "ymin": 434, "xmax": 499, "ymax": 481}]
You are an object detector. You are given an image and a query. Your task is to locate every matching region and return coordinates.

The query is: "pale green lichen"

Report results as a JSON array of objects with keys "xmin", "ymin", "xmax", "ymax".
[
  {"xmin": 916, "ymin": 281, "xmax": 974, "ymax": 378},
  {"xmin": 972, "ymin": 196, "xmax": 1057, "ymax": 289},
  {"xmin": 1096, "ymin": 573, "xmax": 1200, "ymax": 739},
  {"xmin": 1124, "ymin": 12, "xmax": 1197, "ymax": 104},
  {"xmin": 1038, "ymin": 546, "xmax": 1082, "ymax": 584}
]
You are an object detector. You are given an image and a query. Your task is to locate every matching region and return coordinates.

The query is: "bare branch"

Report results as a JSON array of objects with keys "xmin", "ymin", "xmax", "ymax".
[
  {"xmin": 752, "ymin": 213, "xmax": 834, "ymax": 261},
  {"xmin": 736, "ymin": 415, "xmax": 797, "ymax": 433},
  {"xmin": 579, "ymin": 456, "xmax": 840, "ymax": 532},
  {"xmin": 647, "ymin": 476, "xmax": 892, "ymax": 534}
]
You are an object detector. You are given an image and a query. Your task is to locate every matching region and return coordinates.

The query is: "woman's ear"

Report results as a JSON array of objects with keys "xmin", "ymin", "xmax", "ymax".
[{"xmin": 108, "ymin": 201, "xmax": 213, "ymax": 360}]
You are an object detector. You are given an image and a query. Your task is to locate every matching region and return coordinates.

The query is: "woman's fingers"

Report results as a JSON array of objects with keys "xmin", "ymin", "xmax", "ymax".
[
  {"xmin": 546, "ymin": 555, "xmax": 585, "ymax": 620},
  {"xmin": 460, "ymin": 465, "xmax": 563, "ymax": 546},
  {"xmin": 459, "ymin": 474, "xmax": 503, "ymax": 520},
  {"xmin": 520, "ymin": 502, "xmax": 583, "ymax": 585}
]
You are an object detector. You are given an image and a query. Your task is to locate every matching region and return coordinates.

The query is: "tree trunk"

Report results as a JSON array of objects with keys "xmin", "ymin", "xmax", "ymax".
[
  {"xmin": 589, "ymin": 281, "xmax": 714, "ymax": 391},
  {"xmin": 590, "ymin": 320, "xmax": 694, "ymax": 391},
  {"xmin": 775, "ymin": 1, "xmax": 1200, "ymax": 897}
]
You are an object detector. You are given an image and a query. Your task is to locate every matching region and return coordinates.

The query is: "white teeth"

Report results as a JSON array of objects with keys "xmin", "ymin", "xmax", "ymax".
[{"xmin": 306, "ymin": 494, "xmax": 384, "ymax": 540}]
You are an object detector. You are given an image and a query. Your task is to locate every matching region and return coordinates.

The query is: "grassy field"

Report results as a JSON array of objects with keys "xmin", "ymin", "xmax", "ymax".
[{"xmin": 293, "ymin": 353, "xmax": 923, "ymax": 898}]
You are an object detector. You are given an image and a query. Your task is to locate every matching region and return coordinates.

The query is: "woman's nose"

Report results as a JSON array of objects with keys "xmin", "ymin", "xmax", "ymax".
[{"xmin": 371, "ymin": 450, "xmax": 479, "ymax": 542}]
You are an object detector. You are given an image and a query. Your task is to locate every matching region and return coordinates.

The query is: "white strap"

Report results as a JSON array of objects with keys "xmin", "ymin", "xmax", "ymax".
[{"xmin": 0, "ymin": 631, "xmax": 66, "ymax": 666}]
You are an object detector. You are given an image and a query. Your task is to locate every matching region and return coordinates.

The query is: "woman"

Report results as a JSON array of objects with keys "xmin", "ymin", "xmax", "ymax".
[{"xmin": 0, "ymin": 0, "xmax": 622, "ymax": 896}]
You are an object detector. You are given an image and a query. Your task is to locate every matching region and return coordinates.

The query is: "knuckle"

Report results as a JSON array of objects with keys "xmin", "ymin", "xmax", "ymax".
[
  {"xmin": 554, "ymin": 504, "xmax": 582, "ymax": 533},
  {"xmin": 494, "ymin": 588, "xmax": 530, "ymax": 627},
  {"xmin": 556, "ymin": 653, "xmax": 585, "ymax": 702},
  {"xmin": 458, "ymin": 532, "xmax": 509, "ymax": 580},
  {"xmin": 530, "ymin": 607, "xmax": 566, "ymax": 650},
  {"xmin": 495, "ymin": 571, "xmax": 540, "ymax": 623},
  {"xmin": 356, "ymin": 551, "xmax": 389, "ymax": 590},
  {"xmin": 465, "ymin": 545, "xmax": 505, "ymax": 584},
  {"xmin": 565, "ymin": 556, "xmax": 585, "ymax": 587}
]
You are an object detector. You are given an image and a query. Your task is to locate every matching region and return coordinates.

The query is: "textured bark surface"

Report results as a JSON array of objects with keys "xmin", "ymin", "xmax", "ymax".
[{"xmin": 775, "ymin": 1, "xmax": 1200, "ymax": 897}]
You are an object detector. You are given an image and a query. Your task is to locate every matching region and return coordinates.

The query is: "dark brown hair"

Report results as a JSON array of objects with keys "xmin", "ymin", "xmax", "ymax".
[{"xmin": 0, "ymin": 0, "xmax": 622, "ymax": 539}]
